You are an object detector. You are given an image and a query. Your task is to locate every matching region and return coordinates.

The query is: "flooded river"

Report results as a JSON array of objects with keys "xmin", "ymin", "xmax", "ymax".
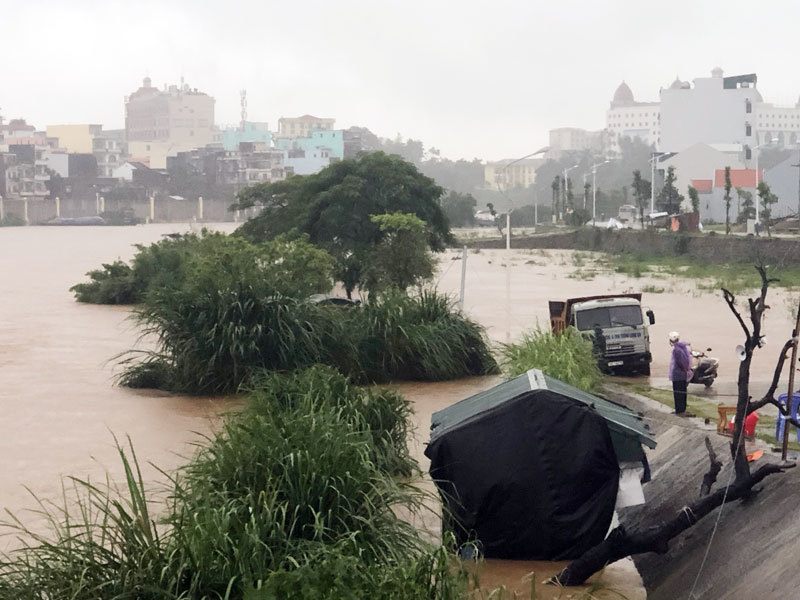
[{"xmin": 1, "ymin": 226, "xmax": 794, "ymax": 595}]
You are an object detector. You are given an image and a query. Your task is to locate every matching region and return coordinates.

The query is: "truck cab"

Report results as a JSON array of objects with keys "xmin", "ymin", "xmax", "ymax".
[{"xmin": 549, "ymin": 294, "xmax": 655, "ymax": 375}]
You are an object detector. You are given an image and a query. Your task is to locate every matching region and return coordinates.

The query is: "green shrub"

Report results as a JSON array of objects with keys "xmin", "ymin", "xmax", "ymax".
[
  {"xmin": 252, "ymin": 543, "xmax": 466, "ymax": 600},
  {"xmin": 346, "ymin": 290, "xmax": 499, "ymax": 382},
  {"xmin": 69, "ymin": 260, "xmax": 139, "ymax": 304},
  {"xmin": 0, "ymin": 370, "xmax": 467, "ymax": 598},
  {"xmin": 168, "ymin": 388, "xmax": 426, "ymax": 594},
  {"xmin": 499, "ymin": 327, "xmax": 603, "ymax": 391},
  {"xmin": 70, "ymin": 231, "xmax": 334, "ymax": 305},
  {"xmin": 244, "ymin": 366, "xmax": 415, "ymax": 477},
  {"xmin": 0, "ymin": 441, "xmax": 175, "ymax": 598}
]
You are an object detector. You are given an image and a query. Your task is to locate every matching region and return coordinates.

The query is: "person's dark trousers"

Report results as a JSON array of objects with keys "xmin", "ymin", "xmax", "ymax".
[{"xmin": 672, "ymin": 380, "xmax": 688, "ymax": 414}]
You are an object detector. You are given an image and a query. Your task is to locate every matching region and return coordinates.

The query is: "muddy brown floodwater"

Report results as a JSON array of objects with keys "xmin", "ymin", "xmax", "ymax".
[
  {"xmin": 0, "ymin": 224, "xmax": 236, "ymax": 550},
  {"xmin": 1, "ymin": 229, "xmax": 793, "ymax": 596}
]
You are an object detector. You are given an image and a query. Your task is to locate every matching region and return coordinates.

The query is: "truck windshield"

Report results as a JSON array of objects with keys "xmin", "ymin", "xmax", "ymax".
[{"xmin": 575, "ymin": 305, "xmax": 643, "ymax": 331}]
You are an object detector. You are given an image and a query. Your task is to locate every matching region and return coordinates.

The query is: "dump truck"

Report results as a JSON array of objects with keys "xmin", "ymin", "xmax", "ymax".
[{"xmin": 549, "ymin": 294, "xmax": 655, "ymax": 375}]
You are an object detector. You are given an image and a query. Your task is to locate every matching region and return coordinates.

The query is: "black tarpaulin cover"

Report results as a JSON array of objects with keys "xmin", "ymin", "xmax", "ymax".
[{"xmin": 426, "ymin": 373, "xmax": 635, "ymax": 560}]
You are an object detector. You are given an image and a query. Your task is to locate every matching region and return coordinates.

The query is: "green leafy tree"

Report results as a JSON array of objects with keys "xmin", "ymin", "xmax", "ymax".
[
  {"xmin": 631, "ymin": 170, "xmax": 651, "ymax": 225},
  {"xmin": 440, "ymin": 191, "xmax": 477, "ymax": 227},
  {"xmin": 362, "ymin": 213, "xmax": 435, "ymax": 295},
  {"xmin": 657, "ymin": 166, "xmax": 684, "ymax": 215},
  {"xmin": 234, "ymin": 152, "xmax": 452, "ymax": 297},
  {"xmin": 687, "ymin": 185, "xmax": 700, "ymax": 214},
  {"xmin": 723, "ymin": 166, "xmax": 733, "ymax": 234},
  {"xmin": 736, "ymin": 187, "xmax": 755, "ymax": 224},
  {"xmin": 757, "ymin": 181, "xmax": 779, "ymax": 237}
]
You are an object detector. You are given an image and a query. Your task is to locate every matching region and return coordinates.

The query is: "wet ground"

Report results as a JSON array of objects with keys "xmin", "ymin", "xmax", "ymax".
[{"xmin": 1, "ymin": 226, "xmax": 795, "ymax": 594}]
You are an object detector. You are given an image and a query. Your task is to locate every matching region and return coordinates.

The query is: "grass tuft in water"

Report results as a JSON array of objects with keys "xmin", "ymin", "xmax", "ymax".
[{"xmin": 499, "ymin": 327, "xmax": 602, "ymax": 392}]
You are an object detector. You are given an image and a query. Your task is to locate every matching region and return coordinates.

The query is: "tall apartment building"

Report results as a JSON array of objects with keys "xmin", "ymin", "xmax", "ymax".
[{"xmin": 125, "ymin": 77, "xmax": 215, "ymax": 168}]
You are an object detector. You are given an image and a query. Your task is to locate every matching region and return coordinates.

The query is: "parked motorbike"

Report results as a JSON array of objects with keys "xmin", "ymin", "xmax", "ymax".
[{"xmin": 690, "ymin": 347, "xmax": 719, "ymax": 388}]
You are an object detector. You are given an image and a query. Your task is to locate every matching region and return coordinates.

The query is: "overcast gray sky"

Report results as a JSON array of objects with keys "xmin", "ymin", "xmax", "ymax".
[{"xmin": 4, "ymin": 0, "xmax": 800, "ymax": 161}]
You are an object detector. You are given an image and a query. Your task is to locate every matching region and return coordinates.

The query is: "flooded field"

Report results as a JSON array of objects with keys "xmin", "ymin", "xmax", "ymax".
[{"xmin": 1, "ymin": 225, "xmax": 794, "ymax": 595}]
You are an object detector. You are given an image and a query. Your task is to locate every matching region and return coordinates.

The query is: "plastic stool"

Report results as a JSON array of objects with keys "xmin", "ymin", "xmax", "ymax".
[{"xmin": 774, "ymin": 393, "xmax": 800, "ymax": 443}]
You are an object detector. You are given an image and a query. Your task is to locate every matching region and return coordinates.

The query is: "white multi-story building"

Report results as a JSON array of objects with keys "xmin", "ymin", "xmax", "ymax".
[
  {"xmin": 607, "ymin": 68, "xmax": 800, "ymax": 157},
  {"xmin": 276, "ymin": 115, "xmax": 335, "ymax": 139},
  {"xmin": 605, "ymin": 82, "xmax": 660, "ymax": 155},
  {"xmin": 484, "ymin": 158, "xmax": 543, "ymax": 189},
  {"xmin": 125, "ymin": 77, "xmax": 215, "ymax": 168},
  {"xmin": 659, "ymin": 69, "xmax": 761, "ymax": 154},
  {"xmin": 547, "ymin": 127, "xmax": 607, "ymax": 158}
]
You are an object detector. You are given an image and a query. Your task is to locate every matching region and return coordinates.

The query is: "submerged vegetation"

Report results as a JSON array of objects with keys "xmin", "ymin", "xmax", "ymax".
[
  {"xmin": 123, "ymin": 287, "xmax": 498, "ymax": 394},
  {"xmin": 499, "ymin": 327, "xmax": 602, "ymax": 392},
  {"xmin": 70, "ymin": 231, "xmax": 335, "ymax": 305},
  {"xmin": 0, "ymin": 368, "xmax": 469, "ymax": 598}
]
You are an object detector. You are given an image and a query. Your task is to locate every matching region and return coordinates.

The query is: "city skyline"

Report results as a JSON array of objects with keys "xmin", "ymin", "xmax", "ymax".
[{"xmin": 4, "ymin": 0, "xmax": 800, "ymax": 161}]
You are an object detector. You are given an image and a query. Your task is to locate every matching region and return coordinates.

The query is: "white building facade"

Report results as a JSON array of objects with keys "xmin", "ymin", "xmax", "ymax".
[
  {"xmin": 605, "ymin": 82, "xmax": 660, "ymax": 156},
  {"xmin": 607, "ymin": 69, "xmax": 800, "ymax": 158}
]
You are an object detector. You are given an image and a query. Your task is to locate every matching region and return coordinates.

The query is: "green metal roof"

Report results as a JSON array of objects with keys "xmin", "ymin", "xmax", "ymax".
[{"xmin": 430, "ymin": 369, "xmax": 656, "ymax": 462}]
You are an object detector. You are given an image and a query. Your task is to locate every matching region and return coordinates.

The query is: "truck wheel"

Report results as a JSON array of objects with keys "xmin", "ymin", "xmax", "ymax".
[
  {"xmin": 704, "ymin": 380, "xmax": 713, "ymax": 388},
  {"xmin": 641, "ymin": 365, "xmax": 651, "ymax": 376}
]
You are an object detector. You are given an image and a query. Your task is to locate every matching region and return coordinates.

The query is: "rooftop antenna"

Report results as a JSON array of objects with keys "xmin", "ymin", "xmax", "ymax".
[{"xmin": 240, "ymin": 89, "xmax": 247, "ymax": 130}]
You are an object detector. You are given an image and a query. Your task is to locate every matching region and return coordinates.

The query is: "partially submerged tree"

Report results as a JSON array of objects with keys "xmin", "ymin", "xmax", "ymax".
[
  {"xmin": 553, "ymin": 264, "xmax": 797, "ymax": 587},
  {"xmin": 440, "ymin": 191, "xmax": 477, "ymax": 227},
  {"xmin": 736, "ymin": 187, "xmax": 755, "ymax": 224},
  {"xmin": 724, "ymin": 166, "xmax": 733, "ymax": 234},
  {"xmin": 233, "ymin": 152, "xmax": 452, "ymax": 297},
  {"xmin": 631, "ymin": 170, "xmax": 650, "ymax": 225},
  {"xmin": 362, "ymin": 212, "xmax": 435, "ymax": 295},
  {"xmin": 687, "ymin": 185, "xmax": 700, "ymax": 214},
  {"xmin": 656, "ymin": 166, "xmax": 683, "ymax": 215},
  {"xmin": 757, "ymin": 181, "xmax": 779, "ymax": 237}
]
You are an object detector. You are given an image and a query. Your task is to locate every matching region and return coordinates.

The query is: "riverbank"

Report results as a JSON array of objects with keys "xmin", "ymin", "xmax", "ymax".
[
  {"xmin": 461, "ymin": 228, "xmax": 800, "ymax": 269},
  {"xmin": 607, "ymin": 385, "xmax": 800, "ymax": 599}
]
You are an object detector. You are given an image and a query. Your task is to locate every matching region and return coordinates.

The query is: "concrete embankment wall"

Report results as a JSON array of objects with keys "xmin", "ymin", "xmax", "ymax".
[
  {"xmin": 1, "ymin": 196, "xmax": 245, "ymax": 224},
  {"xmin": 466, "ymin": 229, "xmax": 800, "ymax": 268},
  {"xmin": 610, "ymin": 389, "xmax": 800, "ymax": 599}
]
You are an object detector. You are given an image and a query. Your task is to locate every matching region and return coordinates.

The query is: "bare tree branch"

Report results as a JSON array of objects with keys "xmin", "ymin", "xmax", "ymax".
[
  {"xmin": 552, "ymin": 461, "xmax": 794, "ymax": 586},
  {"xmin": 721, "ymin": 288, "xmax": 751, "ymax": 344},
  {"xmin": 700, "ymin": 437, "xmax": 722, "ymax": 496},
  {"xmin": 748, "ymin": 339, "xmax": 796, "ymax": 413}
]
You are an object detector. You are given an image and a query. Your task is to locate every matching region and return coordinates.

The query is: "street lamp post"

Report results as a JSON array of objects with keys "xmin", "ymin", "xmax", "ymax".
[
  {"xmin": 590, "ymin": 160, "xmax": 612, "ymax": 226},
  {"xmin": 562, "ymin": 164, "xmax": 579, "ymax": 221},
  {"xmin": 497, "ymin": 146, "xmax": 550, "ymax": 248},
  {"xmin": 649, "ymin": 152, "xmax": 665, "ymax": 214}
]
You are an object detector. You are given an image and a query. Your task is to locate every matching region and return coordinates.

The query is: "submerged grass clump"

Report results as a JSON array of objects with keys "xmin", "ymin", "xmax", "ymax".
[
  {"xmin": 499, "ymin": 327, "xmax": 602, "ymax": 392},
  {"xmin": 0, "ymin": 369, "xmax": 469, "ymax": 598},
  {"xmin": 123, "ymin": 287, "xmax": 498, "ymax": 394}
]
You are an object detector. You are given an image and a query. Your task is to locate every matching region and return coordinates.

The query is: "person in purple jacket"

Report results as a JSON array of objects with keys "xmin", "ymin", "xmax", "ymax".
[{"xmin": 668, "ymin": 331, "xmax": 694, "ymax": 416}]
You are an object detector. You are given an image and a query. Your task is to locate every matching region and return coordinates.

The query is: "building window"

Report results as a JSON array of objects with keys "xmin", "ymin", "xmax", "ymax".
[
  {"xmin": 745, "ymin": 99, "xmax": 752, "ymax": 113},
  {"xmin": 745, "ymin": 123, "xmax": 752, "ymax": 136}
]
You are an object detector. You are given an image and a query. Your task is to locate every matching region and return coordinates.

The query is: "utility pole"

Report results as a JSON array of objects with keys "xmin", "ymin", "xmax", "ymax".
[{"xmin": 793, "ymin": 152, "xmax": 800, "ymax": 235}]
